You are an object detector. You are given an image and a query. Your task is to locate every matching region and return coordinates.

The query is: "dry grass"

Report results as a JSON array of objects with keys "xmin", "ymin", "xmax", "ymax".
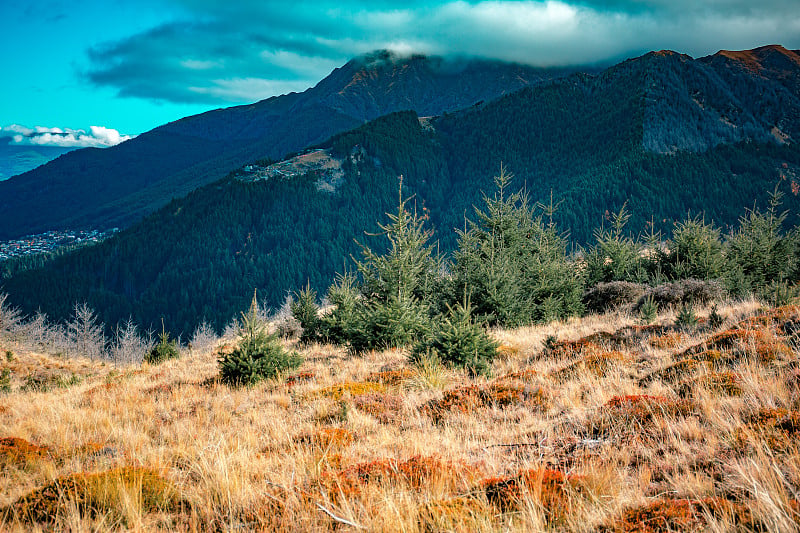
[{"xmin": 0, "ymin": 299, "xmax": 799, "ymax": 531}]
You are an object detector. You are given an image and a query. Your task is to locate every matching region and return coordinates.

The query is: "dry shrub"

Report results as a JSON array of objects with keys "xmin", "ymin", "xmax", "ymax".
[
  {"xmin": 294, "ymin": 427, "xmax": 355, "ymax": 449},
  {"xmin": 639, "ymin": 359, "xmax": 710, "ymax": 386},
  {"xmin": 583, "ymin": 281, "xmax": 647, "ymax": 313},
  {"xmin": 304, "ymin": 381, "xmax": 386, "ymax": 400},
  {"xmin": 0, "ymin": 437, "xmax": 52, "ymax": 469},
  {"xmin": 481, "ymin": 468, "xmax": 584, "ymax": 522},
  {"xmin": 635, "ymin": 279, "xmax": 725, "ymax": 310},
  {"xmin": 681, "ymin": 327, "xmax": 794, "ymax": 365},
  {"xmin": 735, "ymin": 408, "xmax": 800, "ymax": 454},
  {"xmin": 736, "ymin": 305, "xmax": 800, "ymax": 330},
  {"xmin": 649, "ymin": 332, "xmax": 686, "ymax": 349},
  {"xmin": 352, "ymin": 392, "xmax": 404, "ymax": 424},
  {"xmin": 364, "ymin": 368, "xmax": 414, "ymax": 386},
  {"xmin": 701, "ymin": 371, "xmax": 743, "ymax": 396},
  {"xmin": 592, "ymin": 395, "xmax": 695, "ymax": 437},
  {"xmin": 286, "ymin": 370, "xmax": 315, "ymax": 387},
  {"xmin": 4, "ymin": 466, "xmax": 185, "ymax": 526},
  {"xmin": 600, "ymin": 497, "xmax": 759, "ymax": 532},
  {"xmin": 550, "ymin": 350, "xmax": 631, "ymax": 382},
  {"xmin": 421, "ymin": 383, "xmax": 548, "ymax": 423}
]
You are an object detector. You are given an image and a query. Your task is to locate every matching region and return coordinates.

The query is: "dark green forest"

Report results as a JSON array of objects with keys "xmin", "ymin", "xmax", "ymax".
[{"xmin": 3, "ymin": 74, "xmax": 800, "ymax": 336}]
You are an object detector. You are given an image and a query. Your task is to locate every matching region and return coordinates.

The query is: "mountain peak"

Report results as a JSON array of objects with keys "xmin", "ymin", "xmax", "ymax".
[{"xmin": 713, "ymin": 44, "xmax": 800, "ymax": 72}]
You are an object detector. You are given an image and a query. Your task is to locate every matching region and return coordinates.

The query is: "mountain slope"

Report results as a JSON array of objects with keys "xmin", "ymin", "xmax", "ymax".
[
  {"xmin": 0, "ymin": 52, "xmax": 574, "ymax": 240},
  {"xmin": 3, "ymin": 47, "xmax": 800, "ymax": 335}
]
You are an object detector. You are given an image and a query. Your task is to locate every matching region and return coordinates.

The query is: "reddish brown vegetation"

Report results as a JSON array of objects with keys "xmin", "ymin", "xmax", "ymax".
[
  {"xmin": 593, "ymin": 395, "xmax": 695, "ymax": 437},
  {"xmin": 353, "ymin": 392, "xmax": 404, "ymax": 423},
  {"xmin": 305, "ymin": 381, "xmax": 386, "ymax": 400},
  {"xmin": 481, "ymin": 468, "xmax": 583, "ymax": 521},
  {"xmin": 551, "ymin": 350, "xmax": 631, "ymax": 382},
  {"xmin": 319, "ymin": 456, "xmax": 475, "ymax": 500},
  {"xmin": 286, "ymin": 371, "xmax": 315, "ymax": 387},
  {"xmin": 294, "ymin": 427, "xmax": 355, "ymax": 449},
  {"xmin": 421, "ymin": 383, "xmax": 548, "ymax": 422},
  {"xmin": 0, "ymin": 437, "xmax": 52, "ymax": 468},
  {"xmin": 601, "ymin": 497, "xmax": 758, "ymax": 532},
  {"xmin": 4, "ymin": 466, "xmax": 184, "ymax": 525},
  {"xmin": 364, "ymin": 368, "xmax": 414, "ymax": 386}
]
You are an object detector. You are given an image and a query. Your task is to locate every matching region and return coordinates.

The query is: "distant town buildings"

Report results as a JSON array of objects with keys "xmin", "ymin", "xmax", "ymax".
[{"xmin": 0, "ymin": 229, "xmax": 118, "ymax": 261}]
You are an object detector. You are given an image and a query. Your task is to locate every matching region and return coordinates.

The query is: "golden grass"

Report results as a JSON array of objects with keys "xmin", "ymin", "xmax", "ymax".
[{"xmin": 0, "ymin": 298, "xmax": 798, "ymax": 531}]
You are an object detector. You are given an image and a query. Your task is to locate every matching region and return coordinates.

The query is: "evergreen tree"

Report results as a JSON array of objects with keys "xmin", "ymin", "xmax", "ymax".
[{"xmin": 453, "ymin": 165, "xmax": 583, "ymax": 327}]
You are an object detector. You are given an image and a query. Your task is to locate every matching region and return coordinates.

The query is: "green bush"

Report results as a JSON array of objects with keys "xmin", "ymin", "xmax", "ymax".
[
  {"xmin": 675, "ymin": 303, "xmax": 698, "ymax": 330},
  {"xmin": 144, "ymin": 323, "xmax": 179, "ymax": 365},
  {"xmin": 410, "ymin": 301, "xmax": 499, "ymax": 376},
  {"xmin": 453, "ymin": 165, "xmax": 583, "ymax": 327},
  {"xmin": 346, "ymin": 296, "xmax": 430, "ymax": 354},
  {"xmin": 725, "ymin": 187, "xmax": 797, "ymax": 296},
  {"xmin": 660, "ymin": 215, "xmax": 725, "ymax": 281},
  {"xmin": 291, "ymin": 284, "xmax": 322, "ymax": 344},
  {"xmin": 219, "ymin": 292, "xmax": 302, "ymax": 386},
  {"xmin": 638, "ymin": 295, "xmax": 658, "ymax": 325},
  {"xmin": 584, "ymin": 202, "xmax": 646, "ymax": 285}
]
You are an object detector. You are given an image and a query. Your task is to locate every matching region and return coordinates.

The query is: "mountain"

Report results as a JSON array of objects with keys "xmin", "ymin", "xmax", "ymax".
[
  {"xmin": 0, "ymin": 52, "xmax": 577, "ymax": 241},
  {"xmin": 3, "ymin": 46, "xmax": 800, "ymax": 335},
  {"xmin": 0, "ymin": 139, "xmax": 74, "ymax": 181}
]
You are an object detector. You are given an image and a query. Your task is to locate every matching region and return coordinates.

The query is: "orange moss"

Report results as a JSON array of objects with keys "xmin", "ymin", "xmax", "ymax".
[
  {"xmin": 352, "ymin": 392, "xmax": 403, "ymax": 424},
  {"xmin": 649, "ymin": 332, "xmax": 686, "ymax": 349},
  {"xmin": 421, "ymin": 383, "xmax": 548, "ymax": 422},
  {"xmin": 0, "ymin": 437, "xmax": 52, "ymax": 468},
  {"xmin": 5, "ymin": 466, "xmax": 184, "ymax": 525},
  {"xmin": 593, "ymin": 395, "xmax": 695, "ymax": 437},
  {"xmin": 734, "ymin": 408, "xmax": 800, "ymax": 454},
  {"xmin": 602, "ymin": 498, "xmax": 757, "ymax": 532},
  {"xmin": 364, "ymin": 368, "xmax": 414, "ymax": 386},
  {"xmin": 551, "ymin": 351, "xmax": 630, "ymax": 382},
  {"xmin": 681, "ymin": 327, "xmax": 793, "ymax": 365},
  {"xmin": 736, "ymin": 305, "xmax": 800, "ymax": 330},
  {"xmin": 294, "ymin": 427, "xmax": 355, "ymax": 449},
  {"xmin": 305, "ymin": 381, "xmax": 386, "ymax": 400},
  {"xmin": 481, "ymin": 468, "xmax": 583, "ymax": 521}
]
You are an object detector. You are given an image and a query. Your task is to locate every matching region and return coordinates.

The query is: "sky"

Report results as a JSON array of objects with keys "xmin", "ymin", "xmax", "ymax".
[{"xmin": 1, "ymin": 0, "xmax": 799, "ymax": 149}]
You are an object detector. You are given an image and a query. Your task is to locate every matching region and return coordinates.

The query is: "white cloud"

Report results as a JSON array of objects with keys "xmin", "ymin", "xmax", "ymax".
[{"xmin": 0, "ymin": 124, "xmax": 135, "ymax": 148}]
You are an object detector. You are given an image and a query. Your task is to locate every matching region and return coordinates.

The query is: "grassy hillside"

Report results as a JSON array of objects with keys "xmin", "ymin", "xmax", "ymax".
[{"xmin": 1, "ymin": 300, "xmax": 799, "ymax": 531}]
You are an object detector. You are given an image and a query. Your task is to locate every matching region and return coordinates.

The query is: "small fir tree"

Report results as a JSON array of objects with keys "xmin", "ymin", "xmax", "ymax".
[{"xmin": 219, "ymin": 291, "xmax": 302, "ymax": 386}]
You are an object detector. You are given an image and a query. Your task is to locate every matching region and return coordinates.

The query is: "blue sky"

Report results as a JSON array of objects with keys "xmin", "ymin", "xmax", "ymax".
[{"xmin": 2, "ymin": 0, "xmax": 799, "ymax": 147}]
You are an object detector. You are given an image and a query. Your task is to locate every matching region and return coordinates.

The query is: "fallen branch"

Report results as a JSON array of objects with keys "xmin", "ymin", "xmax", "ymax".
[{"xmin": 316, "ymin": 503, "xmax": 365, "ymax": 529}]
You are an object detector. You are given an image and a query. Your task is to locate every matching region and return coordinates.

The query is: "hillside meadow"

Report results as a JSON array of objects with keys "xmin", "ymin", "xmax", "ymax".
[{"xmin": 1, "ymin": 299, "xmax": 799, "ymax": 531}]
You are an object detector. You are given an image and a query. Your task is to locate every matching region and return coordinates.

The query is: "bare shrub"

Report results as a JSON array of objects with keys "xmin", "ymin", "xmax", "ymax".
[
  {"xmin": 273, "ymin": 293, "xmax": 301, "ymax": 339},
  {"xmin": 110, "ymin": 318, "xmax": 153, "ymax": 365},
  {"xmin": 582, "ymin": 281, "xmax": 647, "ymax": 313},
  {"xmin": 635, "ymin": 278, "xmax": 725, "ymax": 310},
  {"xmin": 0, "ymin": 293, "xmax": 22, "ymax": 340},
  {"xmin": 66, "ymin": 302, "xmax": 105, "ymax": 360},
  {"xmin": 190, "ymin": 321, "xmax": 219, "ymax": 353}
]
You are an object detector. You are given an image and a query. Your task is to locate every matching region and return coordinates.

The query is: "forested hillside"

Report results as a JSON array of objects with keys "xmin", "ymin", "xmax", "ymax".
[{"xmin": 0, "ymin": 52, "xmax": 569, "ymax": 240}]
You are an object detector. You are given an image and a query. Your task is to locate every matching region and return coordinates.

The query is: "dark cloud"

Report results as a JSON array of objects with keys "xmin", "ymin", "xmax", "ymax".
[{"xmin": 83, "ymin": 0, "xmax": 800, "ymax": 105}]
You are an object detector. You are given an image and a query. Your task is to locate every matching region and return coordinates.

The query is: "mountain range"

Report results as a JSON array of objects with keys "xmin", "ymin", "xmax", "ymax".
[
  {"xmin": 0, "ymin": 52, "xmax": 576, "ymax": 241},
  {"xmin": 2, "ymin": 45, "xmax": 800, "ymax": 335}
]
